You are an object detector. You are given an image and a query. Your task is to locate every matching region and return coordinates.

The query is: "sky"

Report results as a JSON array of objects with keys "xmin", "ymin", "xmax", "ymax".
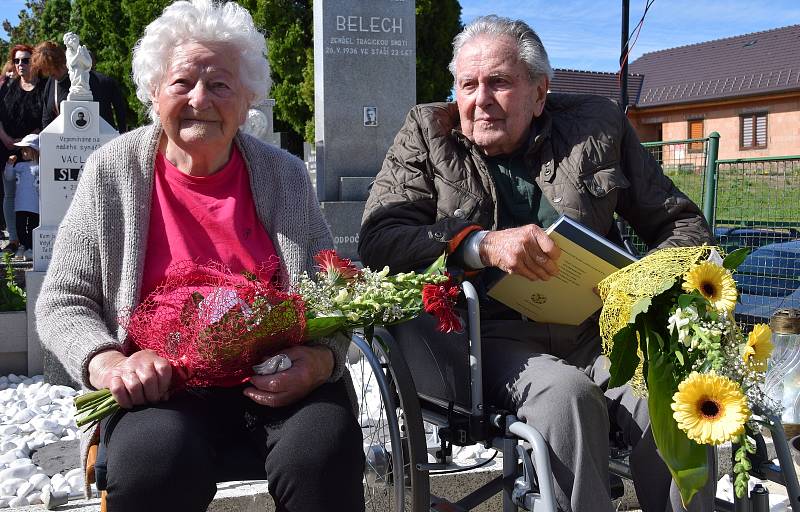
[{"xmin": 2, "ymin": 0, "xmax": 799, "ymax": 72}]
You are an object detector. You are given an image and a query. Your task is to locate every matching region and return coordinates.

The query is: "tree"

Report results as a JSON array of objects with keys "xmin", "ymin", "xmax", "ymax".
[
  {"xmin": 2, "ymin": 0, "xmax": 45, "ymax": 47},
  {"xmin": 38, "ymin": 0, "xmax": 72, "ymax": 44},
  {"xmin": 120, "ymin": 0, "xmax": 171, "ymax": 125},
  {"xmin": 254, "ymin": 0, "xmax": 314, "ymax": 151},
  {"xmin": 253, "ymin": 0, "xmax": 462, "ymax": 146},
  {"xmin": 416, "ymin": 0, "xmax": 461, "ymax": 103}
]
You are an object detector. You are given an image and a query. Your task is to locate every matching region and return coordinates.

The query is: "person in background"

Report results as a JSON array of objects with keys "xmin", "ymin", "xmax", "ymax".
[
  {"xmin": 0, "ymin": 44, "xmax": 45, "ymax": 252},
  {"xmin": 35, "ymin": 41, "xmax": 128, "ymax": 132},
  {"xmin": 360, "ymin": 15, "xmax": 714, "ymax": 512},
  {"xmin": 4, "ymin": 133, "xmax": 39, "ymax": 261},
  {"xmin": 0, "ymin": 62, "xmax": 14, "ymax": 87},
  {"xmin": 89, "ymin": 51, "xmax": 128, "ymax": 132},
  {"xmin": 35, "ymin": 1, "xmax": 364, "ymax": 511}
]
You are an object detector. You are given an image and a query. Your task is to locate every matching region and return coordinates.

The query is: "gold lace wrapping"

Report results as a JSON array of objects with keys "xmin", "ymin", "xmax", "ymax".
[{"xmin": 598, "ymin": 246, "xmax": 714, "ymax": 390}]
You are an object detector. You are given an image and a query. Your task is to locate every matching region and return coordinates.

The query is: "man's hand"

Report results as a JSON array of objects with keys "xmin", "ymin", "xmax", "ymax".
[
  {"xmin": 88, "ymin": 349, "xmax": 173, "ymax": 409},
  {"xmin": 479, "ymin": 225, "xmax": 561, "ymax": 281},
  {"xmin": 244, "ymin": 345, "xmax": 334, "ymax": 408}
]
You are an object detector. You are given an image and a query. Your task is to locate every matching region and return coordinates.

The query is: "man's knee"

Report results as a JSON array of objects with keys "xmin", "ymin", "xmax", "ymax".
[{"xmin": 516, "ymin": 365, "xmax": 608, "ymax": 429}]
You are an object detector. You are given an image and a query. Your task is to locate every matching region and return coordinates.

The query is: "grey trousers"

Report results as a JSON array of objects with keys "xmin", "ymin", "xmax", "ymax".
[{"xmin": 481, "ymin": 318, "xmax": 716, "ymax": 512}]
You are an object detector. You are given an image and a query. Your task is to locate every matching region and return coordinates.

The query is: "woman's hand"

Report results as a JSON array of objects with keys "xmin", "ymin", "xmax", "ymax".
[
  {"xmin": 0, "ymin": 132, "xmax": 15, "ymax": 150},
  {"xmin": 244, "ymin": 345, "xmax": 334, "ymax": 408},
  {"xmin": 88, "ymin": 349, "xmax": 172, "ymax": 409},
  {"xmin": 479, "ymin": 225, "xmax": 561, "ymax": 281}
]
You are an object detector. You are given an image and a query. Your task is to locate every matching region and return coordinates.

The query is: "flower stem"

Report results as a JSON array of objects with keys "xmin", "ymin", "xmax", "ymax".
[{"xmin": 74, "ymin": 389, "xmax": 120, "ymax": 428}]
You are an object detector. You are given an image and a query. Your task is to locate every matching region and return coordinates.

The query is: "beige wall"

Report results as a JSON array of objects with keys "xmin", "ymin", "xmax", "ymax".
[{"xmin": 630, "ymin": 95, "xmax": 800, "ymax": 159}]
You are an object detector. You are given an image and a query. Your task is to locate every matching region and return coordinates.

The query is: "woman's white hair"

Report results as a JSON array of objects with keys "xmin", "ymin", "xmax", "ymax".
[
  {"xmin": 448, "ymin": 15, "xmax": 553, "ymax": 84},
  {"xmin": 132, "ymin": 0, "xmax": 270, "ymax": 122}
]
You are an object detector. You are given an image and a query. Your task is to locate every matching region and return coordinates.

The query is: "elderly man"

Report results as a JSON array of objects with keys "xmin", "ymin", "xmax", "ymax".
[{"xmin": 360, "ymin": 15, "xmax": 714, "ymax": 512}]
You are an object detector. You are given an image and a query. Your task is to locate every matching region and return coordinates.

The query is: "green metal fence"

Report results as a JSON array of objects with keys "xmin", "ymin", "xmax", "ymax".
[
  {"xmin": 714, "ymin": 155, "xmax": 800, "ymax": 327},
  {"xmin": 634, "ymin": 136, "xmax": 800, "ymax": 328}
]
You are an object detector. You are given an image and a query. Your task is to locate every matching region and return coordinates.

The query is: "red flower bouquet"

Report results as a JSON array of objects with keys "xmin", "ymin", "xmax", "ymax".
[{"xmin": 75, "ymin": 252, "xmax": 460, "ymax": 427}]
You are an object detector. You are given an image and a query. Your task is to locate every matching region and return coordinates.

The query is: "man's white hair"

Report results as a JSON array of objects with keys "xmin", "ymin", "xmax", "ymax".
[
  {"xmin": 132, "ymin": 0, "xmax": 271, "ymax": 122},
  {"xmin": 448, "ymin": 15, "xmax": 553, "ymax": 84}
]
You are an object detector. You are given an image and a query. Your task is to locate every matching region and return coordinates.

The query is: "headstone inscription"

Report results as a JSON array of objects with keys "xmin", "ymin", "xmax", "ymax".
[
  {"xmin": 313, "ymin": 0, "xmax": 416, "ymax": 260},
  {"xmin": 33, "ymin": 103, "xmax": 117, "ymax": 271}
]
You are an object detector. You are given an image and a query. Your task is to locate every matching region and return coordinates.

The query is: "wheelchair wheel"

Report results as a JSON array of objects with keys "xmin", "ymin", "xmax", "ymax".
[{"xmin": 348, "ymin": 334, "xmax": 430, "ymax": 511}]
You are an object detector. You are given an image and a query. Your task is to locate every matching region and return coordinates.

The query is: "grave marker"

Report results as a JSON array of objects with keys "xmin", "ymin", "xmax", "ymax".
[{"xmin": 313, "ymin": 0, "xmax": 416, "ymax": 259}]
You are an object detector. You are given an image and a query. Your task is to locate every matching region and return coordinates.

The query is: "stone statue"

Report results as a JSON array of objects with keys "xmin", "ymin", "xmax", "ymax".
[
  {"xmin": 240, "ymin": 109, "xmax": 272, "ymax": 141},
  {"xmin": 63, "ymin": 32, "xmax": 93, "ymax": 101}
]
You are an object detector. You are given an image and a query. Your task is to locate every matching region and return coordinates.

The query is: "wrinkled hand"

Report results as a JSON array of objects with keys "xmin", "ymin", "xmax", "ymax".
[
  {"xmin": 479, "ymin": 225, "xmax": 561, "ymax": 281},
  {"xmin": 244, "ymin": 345, "xmax": 334, "ymax": 408},
  {"xmin": 88, "ymin": 349, "xmax": 172, "ymax": 409}
]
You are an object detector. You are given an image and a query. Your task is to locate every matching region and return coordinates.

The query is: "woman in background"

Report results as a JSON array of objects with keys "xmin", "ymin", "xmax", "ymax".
[{"xmin": 0, "ymin": 44, "xmax": 45, "ymax": 252}]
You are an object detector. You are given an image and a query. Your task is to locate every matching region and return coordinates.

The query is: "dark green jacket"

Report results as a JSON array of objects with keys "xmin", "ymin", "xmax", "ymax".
[{"xmin": 359, "ymin": 94, "xmax": 713, "ymax": 272}]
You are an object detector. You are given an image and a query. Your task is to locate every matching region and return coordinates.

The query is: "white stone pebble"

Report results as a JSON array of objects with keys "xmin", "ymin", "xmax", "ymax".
[
  {"xmin": 8, "ymin": 495, "xmax": 28, "ymax": 507},
  {"xmin": 29, "ymin": 472, "xmax": 49, "ymax": 490},
  {"xmin": 0, "ymin": 374, "xmax": 83, "ymax": 501}
]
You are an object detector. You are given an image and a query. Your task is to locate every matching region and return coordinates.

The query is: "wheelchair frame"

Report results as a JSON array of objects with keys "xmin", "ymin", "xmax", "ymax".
[{"xmin": 350, "ymin": 280, "xmax": 800, "ymax": 511}]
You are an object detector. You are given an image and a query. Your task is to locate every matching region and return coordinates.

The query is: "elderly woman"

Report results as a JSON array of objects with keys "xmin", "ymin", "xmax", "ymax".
[
  {"xmin": 35, "ymin": 1, "xmax": 364, "ymax": 511},
  {"xmin": 0, "ymin": 44, "xmax": 45, "ymax": 252}
]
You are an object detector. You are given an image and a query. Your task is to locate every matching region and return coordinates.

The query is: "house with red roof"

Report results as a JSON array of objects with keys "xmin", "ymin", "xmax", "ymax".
[{"xmin": 550, "ymin": 25, "xmax": 800, "ymax": 159}]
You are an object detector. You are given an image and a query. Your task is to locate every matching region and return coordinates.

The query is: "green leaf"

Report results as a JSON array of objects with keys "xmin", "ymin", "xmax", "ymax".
[
  {"xmin": 677, "ymin": 294, "xmax": 694, "ymax": 309},
  {"xmin": 363, "ymin": 323, "xmax": 374, "ymax": 343},
  {"xmin": 644, "ymin": 319, "xmax": 709, "ymax": 507},
  {"xmin": 303, "ymin": 316, "xmax": 347, "ymax": 340},
  {"xmin": 723, "ymin": 248, "xmax": 750, "ymax": 271},
  {"xmin": 674, "ymin": 350, "xmax": 685, "ymax": 366},
  {"xmin": 424, "ymin": 252, "xmax": 448, "ymax": 275},
  {"xmin": 608, "ymin": 325, "xmax": 640, "ymax": 388}
]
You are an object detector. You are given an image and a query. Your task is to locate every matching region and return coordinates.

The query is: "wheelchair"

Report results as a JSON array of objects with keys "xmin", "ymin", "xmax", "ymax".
[{"xmin": 346, "ymin": 280, "xmax": 800, "ymax": 512}]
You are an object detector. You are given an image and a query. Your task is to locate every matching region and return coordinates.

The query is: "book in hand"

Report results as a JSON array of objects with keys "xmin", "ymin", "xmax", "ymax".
[{"xmin": 487, "ymin": 215, "xmax": 637, "ymax": 325}]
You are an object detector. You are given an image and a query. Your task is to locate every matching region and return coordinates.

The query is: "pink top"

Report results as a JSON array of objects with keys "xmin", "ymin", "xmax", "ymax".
[{"xmin": 140, "ymin": 146, "xmax": 278, "ymax": 298}]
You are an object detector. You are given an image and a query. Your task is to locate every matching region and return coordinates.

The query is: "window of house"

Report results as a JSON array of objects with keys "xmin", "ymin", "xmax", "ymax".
[
  {"xmin": 687, "ymin": 119, "xmax": 704, "ymax": 152},
  {"xmin": 740, "ymin": 113, "xmax": 767, "ymax": 150}
]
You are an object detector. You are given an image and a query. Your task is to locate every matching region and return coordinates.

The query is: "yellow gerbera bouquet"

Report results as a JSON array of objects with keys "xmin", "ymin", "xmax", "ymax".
[{"xmin": 598, "ymin": 246, "xmax": 775, "ymax": 505}]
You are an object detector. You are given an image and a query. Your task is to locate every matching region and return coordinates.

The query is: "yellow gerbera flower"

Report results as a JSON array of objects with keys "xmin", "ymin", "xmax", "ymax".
[
  {"xmin": 682, "ymin": 262, "xmax": 737, "ymax": 312},
  {"xmin": 671, "ymin": 372, "xmax": 750, "ymax": 445},
  {"xmin": 742, "ymin": 323, "xmax": 773, "ymax": 371}
]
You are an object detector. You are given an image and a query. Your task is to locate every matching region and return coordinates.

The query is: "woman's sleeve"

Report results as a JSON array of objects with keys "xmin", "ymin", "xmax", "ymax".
[
  {"xmin": 34, "ymin": 156, "xmax": 122, "ymax": 387},
  {"xmin": 300, "ymin": 163, "xmax": 351, "ymax": 383}
]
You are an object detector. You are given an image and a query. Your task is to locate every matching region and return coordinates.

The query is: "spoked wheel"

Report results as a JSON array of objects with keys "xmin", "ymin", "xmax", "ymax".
[{"xmin": 348, "ymin": 333, "xmax": 430, "ymax": 511}]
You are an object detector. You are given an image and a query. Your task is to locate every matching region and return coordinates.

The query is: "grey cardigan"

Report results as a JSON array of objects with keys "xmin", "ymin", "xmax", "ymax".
[{"xmin": 35, "ymin": 124, "xmax": 348, "ymax": 492}]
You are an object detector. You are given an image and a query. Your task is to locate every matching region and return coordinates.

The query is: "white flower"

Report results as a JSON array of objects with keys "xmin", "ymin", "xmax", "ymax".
[
  {"xmin": 707, "ymin": 248, "xmax": 724, "ymax": 267},
  {"xmin": 668, "ymin": 306, "xmax": 699, "ymax": 348},
  {"xmin": 334, "ymin": 289, "xmax": 350, "ymax": 304}
]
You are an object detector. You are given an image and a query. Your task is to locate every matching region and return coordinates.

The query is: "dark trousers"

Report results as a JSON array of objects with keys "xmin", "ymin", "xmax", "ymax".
[
  {"xmin": 101, "ymin": 380, "xmax": 365, "ymax": 512},
  {"xmin": 15, "ymin": 210, "xmax": 38, "ymax": 248}
]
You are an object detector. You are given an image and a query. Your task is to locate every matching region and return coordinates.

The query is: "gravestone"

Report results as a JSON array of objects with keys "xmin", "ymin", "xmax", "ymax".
[
  {"xmin": 304, "ymin": 142, "xmax": 317, "ymax": 191},
  {"xmin": 32, "ymin": 101, "xmax": 117, "ymax": 271},
  {"xmin": 241, "ymin": 99, "xmax": 281, "ymax": 147},
  {"xmin": 313, "ymin": 0, "xmax": 416, "ymax": 260},
  {"xmin": 28, "ymin": 33, "xmax": 118, "ymax": 382}
]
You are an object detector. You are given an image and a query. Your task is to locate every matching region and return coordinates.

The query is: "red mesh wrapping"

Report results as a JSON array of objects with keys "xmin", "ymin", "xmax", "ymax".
[{"xmin": 123, "ymin": 260, "xmax": 306, "ymax": 388}]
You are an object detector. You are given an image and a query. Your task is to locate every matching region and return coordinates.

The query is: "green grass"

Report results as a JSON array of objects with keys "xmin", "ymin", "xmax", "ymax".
[{"xmin": 661, "ymin": 168, "xmax": 800, "ymax": 227}]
